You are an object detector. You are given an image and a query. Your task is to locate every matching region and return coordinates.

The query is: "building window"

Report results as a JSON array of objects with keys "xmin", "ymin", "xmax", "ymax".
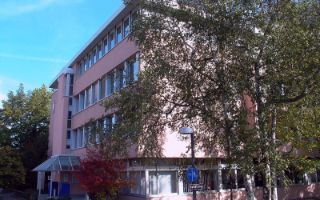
[
  {"xmin": 219, "ymin": 169, "xmax": 244, "ymax": 189},
  {"xmin": 103, "ymin": 38, "xmax": 108, "ymax": 55},
  {"xmin": 129, "ymin": 171, "xmax": 146, "ymax": 195},
  {"xmin": 74, "ymin": 96, "xmax": 79, "ymax": 113},
  {"xmin": 85, "ymin": 56, "xmax": 89, "ymax": 70},
  {"xmin": 124, "ymin": 18, "xmax": 130, "ymax": 37},
  {"xmin": 149, "ymin": 171, "xmax": 177, "ymax": 195},
  {"xmin": 97, "ymin": 44, "xmax": 102, "ymax": 60},
  {"xmin": 108, "ymin": 31, "xmax": 115, "ymax": 51},
  {"xmin": 77, "ymin": 128, "xmax": 83, "ymax": 148},
  {"xmin": 85, "ymin": 87, "xmax": 92, "ymax": 108},
  {"xmin": 106, "ymin": 73, "xmax": 114, "ymax": 97},
  {"xmin": 67, "ymin": 131, "xmax": 71, "ymax": 139},
  {"xmin": 92, "ymin": 82, "xmax": 99, "ymax": 104},
  {"xmin": 237, "ymin": 170, "xmax": 245, "ymax": 189},
  {"xmin": 68, "ymin": 111, "xmax": 72, "ymax": 120},
  {"xmin": 200, "ymin": 170, "xmax": 219, "ymax": 191},
  {"xmin": 79, "ymin": 92, "xmax": 85, "ymax": 111},
  {"xmin": 100, "ymin": 77, "xmax": 106, "ymax": 99},
  {"xmin": 71, "ymin": 130, "xmax": 77, "ymax": 149},
  {"xmin": 112, "ymin": 113, "xmax": 119, "ymax": 129},
  {"xmin": 116, "ymin": 25, "xmax": 123, "ymax": 43},
  {"xmin": 104, "ymin": 116, "xmax": 112, "ymax": 134},
  {"xmin": 90, "ymin": 52, "xmax": 94, "ymax": 67},
  {"xmin": 67, "ymin": 120, "xmax": 71, "ymax": 129},
  {"xmin": 114, "ymin": 68, "xmax": 123, "ymax": 92},
  {"xmin": 94, "ymin": 48, "xmax": 98, "ymax": 64},
  {"xmin": 69, "ymin": 97, "xmax": 73, "ymax": 106}
]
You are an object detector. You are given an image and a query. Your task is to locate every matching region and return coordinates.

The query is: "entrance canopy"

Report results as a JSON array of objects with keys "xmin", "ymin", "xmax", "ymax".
[{"xmin": 33, "ymin": 155, "xmax": 80, "ymax": 172}]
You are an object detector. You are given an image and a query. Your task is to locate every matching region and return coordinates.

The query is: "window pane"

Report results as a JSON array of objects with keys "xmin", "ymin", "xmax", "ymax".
[
  {"xmin": 106, "ymin": 73, "xmax": 114, "ymax": 96},
  {"xmin": 114, "ymin": 68, "xmax": 124, "ymax": 92},
  {"xmin": 84, "ymin": 57, "xmax": 89, "ymax": 70},
  {"xmin": 201, "ymin": 170, "xmax": 218, "ymax": 191},
  {"xmin": 97, "ymin": 45, "xmax": 102, "ymax": 60},
  {"xmin": 100, "ymin": 77, "xmax": 106, "ymax": 99},
  {"xmin": 124, "ymin": 18, "xmax": 130, "ymax": 37},
  {"xmin": 237, "ymin": 170, "xmax": 245, "ymax": 188},
  {"xmin": 79, "ymin": 92, "xmax": 85, "ymax": 110},
  {"xmin": 90, "ymin": 52, "xmax": 94, "ymax": 66},
  {"xmin": 74, "ymin": 96, "xmax": 79, "ymax": 113},
  {"xmin": 149, "ymin": 171, "xmax": 177, "ymax": 195},
  {"xmin": 92, "ymin": 82, "xmax": 99, "ymax": 103},
  {"xmin": 103, "ymin": 38, "xmax": 108, "ymax": 55},
  {"xmin": 108, "ymin": 31, "xmax": 115, "ymax": 51},
  {"xmin": 71, "ymin": 131, "xmax": 77, "ymax": 149},
  {"xmin": 117, "ymin": 26, "xmax": 122, "ymax": 43},
  {"xmin": 85, "ymin": 88, "xmax": 91, "ymax": 108},
  {"xmin": 93, "ymin": 49, "xmax": 97, "ymax": 64},
  {"xmin": 129, "ymin": 171, "xmax": 146, "ymax": 195},
  {"xmin": 78, "ymin": 128, "xmax": 83, "ymax": 148},
  {"xmin": 104, "ymin": 116, "xmax": 112, "ymax": 134},
  {"xmin": 221, "ymin": 169, "xmax": 236, "ymax": 189}
]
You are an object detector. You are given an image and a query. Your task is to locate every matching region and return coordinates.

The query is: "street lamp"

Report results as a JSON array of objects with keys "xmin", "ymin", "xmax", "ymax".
[{"xmin": 179, "ymin": 127, "xmax": 197, "ymax": 200}]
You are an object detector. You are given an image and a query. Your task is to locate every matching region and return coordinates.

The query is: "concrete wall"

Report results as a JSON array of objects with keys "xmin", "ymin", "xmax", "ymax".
[{"xmin": 49, "ymin": 74, "xmax": 69, "ymax": 156}]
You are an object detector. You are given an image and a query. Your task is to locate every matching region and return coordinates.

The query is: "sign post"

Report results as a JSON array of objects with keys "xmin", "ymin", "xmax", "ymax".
[{"xmin": 180, "ymin": 127, "xmax": 198, "ymax": 200}]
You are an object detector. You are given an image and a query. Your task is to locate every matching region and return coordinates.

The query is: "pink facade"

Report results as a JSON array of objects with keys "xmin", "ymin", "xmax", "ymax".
[{"xmin": 42, "ymin": 2, "xmax": 320, "ymax": 200}]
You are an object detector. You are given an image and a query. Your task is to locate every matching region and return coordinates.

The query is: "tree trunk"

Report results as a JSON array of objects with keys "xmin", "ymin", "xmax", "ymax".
[
  {"xmin": 271, "ymin": 107, "xmax": 278, "ymax": 200},
  {"xmin": 245, "ymin": 174, "xmax": 256, "ymax": 200},
  {"xmin": 263, "ymin": 163, "xmax": 272, "ymax": 200}
]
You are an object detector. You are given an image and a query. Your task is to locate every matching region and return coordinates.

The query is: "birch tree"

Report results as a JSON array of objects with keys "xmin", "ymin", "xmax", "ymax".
[{"xmin": 105, "ymin": 0, "xmax": 320, "ymax": 199}]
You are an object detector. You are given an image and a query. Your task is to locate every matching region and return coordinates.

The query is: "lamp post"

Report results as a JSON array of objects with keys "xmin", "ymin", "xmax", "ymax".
[{"xmin": 179, "ymin": 127, "xmax": 197, "ymax": 200}]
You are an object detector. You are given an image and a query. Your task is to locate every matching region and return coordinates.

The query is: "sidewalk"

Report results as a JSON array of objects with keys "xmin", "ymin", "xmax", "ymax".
[{"xmin": 0, "ymin": 191, "xmax": 26, "ymax": 200}]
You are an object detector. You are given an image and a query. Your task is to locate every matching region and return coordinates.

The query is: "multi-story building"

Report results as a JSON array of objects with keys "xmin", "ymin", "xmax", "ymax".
[{"xmin": 34, "ymin": 2, "xmax": 320, "ymax": 200}]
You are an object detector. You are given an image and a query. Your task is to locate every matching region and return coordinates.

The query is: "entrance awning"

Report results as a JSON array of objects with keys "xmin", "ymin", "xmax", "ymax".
[{"xmin": 33, "ymin": 155, "xmax": 80, "ymax": 172}]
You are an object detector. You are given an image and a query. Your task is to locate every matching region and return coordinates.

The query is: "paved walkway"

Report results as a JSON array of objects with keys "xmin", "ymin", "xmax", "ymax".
[
  {"xmin": 38, "ymin": 194, "xmax": 87, "ymax": 200},
  {"xmin": 0, "ymin": 191, "xmax": 26, "ymax": 200}
]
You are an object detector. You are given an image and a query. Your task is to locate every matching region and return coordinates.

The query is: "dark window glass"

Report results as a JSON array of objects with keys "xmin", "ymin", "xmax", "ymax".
[
  {"xmin": 67, "ymin": 131, "xmax": 71, "ymax": 139},
  {"xmin": 67, "ymin": 120, "xmax": 71, "ymax": 129},
  {"xmin": 68, "ymin": 111, "xmax": 72, "ymax": 119},
  {"xmin": 70, "ymin": 74, "xmax": 74, "ymax": 84},
  {"xmin": 103, "ymin": 38, "xmax": 108, "ymax": 55}
]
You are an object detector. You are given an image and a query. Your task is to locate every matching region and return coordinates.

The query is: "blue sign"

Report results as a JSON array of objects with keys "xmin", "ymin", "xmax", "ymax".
[{"xmin": 187, "ymin": 166, "xmax": 199, "ymax": 183}]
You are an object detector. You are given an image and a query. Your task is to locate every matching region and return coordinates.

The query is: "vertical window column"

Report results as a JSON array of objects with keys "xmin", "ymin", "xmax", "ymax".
[
  {"xmin": 97, "ymin": 80, "xmax": 101, "ymax": 100},
  {"xmin": 116, "ymin": 25, "xmax": 123, "ymax": 43},
  {"xmin": 103, "ymin": 37, "xmax": 108, "ymax": 55}
]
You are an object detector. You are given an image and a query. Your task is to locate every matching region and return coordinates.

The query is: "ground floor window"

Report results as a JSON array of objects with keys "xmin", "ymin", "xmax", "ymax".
[
  {"xmin": 129, "ymin": 171, "xmax": 146, "ymax": 195},
  {"xmin": 221, "ymin": 169, "xmax": 245, "ymax": 190},
  {"xmin": 149, "ymin": 171, "xmax": 177, "ymax": 195}
]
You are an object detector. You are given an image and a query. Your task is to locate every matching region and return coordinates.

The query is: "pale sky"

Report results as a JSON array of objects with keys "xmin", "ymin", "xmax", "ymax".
[{"xmin": 0, "ymin": 0, "xmax": 123, "ymax": 106}]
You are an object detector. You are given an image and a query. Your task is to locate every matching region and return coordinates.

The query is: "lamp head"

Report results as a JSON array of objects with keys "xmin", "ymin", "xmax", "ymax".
[{"xmin": 179, "ymin": 127, "xmax": 194, "ymax": 135}]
